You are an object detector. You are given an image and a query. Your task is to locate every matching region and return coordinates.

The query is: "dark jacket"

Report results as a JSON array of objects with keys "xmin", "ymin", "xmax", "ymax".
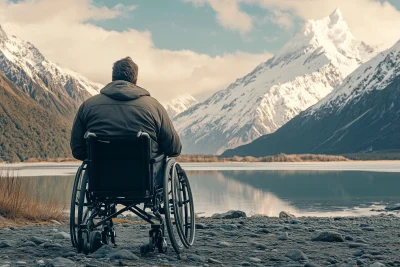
[{"xmin": 70, "ymin": 80, "xmax": 182, "ymax": 160}]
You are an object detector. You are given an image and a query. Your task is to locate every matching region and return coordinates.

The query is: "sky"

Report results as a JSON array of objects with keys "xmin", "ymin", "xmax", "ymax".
[{"xmin": 0, "ymin": 0, "xmax": 400, "ymax": 102}]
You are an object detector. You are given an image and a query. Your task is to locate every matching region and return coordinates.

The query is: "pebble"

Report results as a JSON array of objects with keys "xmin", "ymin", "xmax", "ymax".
[
  {"xmin": 29, "ymin": 236, "xmax": 48, "ymax": 245},
  {"xmin": 195, "ymin": 223, "xmax": 207, "ymax": 229},
  {"xmin": 348, "ymin": 242, "xmax": 369, "ymax": 248},
  {"xmin": 278, "ymin": 232, "xmax": 289, "ymax": 240},
  {"xmin": 53, "ymin": 232, "xmax": 70, "ymax": 239},
  {"xmin": 187, "ymin": 254, "xmax": 206, "ymax": 263},
  {"xmin": 47, "ymin": 257, "xmax": 76, "ymax": 267},
  {"xmin": 221, "ymin": 224, "xmax": 238, "ymax": 231},
  {"xmin": 21, "ymin": 241, "xmax": 36, "ymax": 247},
  {"xmin": 0, "ymin": 240, "xmax": 17, "ymax": 248},
  {"xmin": 284, "ymin": 249, "xmax": 308, "ymax": 261},
  {"xmin": 311, "ymin": 231, "xmax": 344, "ymax": 242},
  {"xmin": 362, "ymin": 227, "xmax": 375, "ymax": 231},
  {"xmin": 217, "ymin": 241, "xmax": 231, "ymax": 247},
  {"xmin": 249, "ymin": 257, "xmax": 262, "ymax": 263},
  {"xmin": 43, "ymin": 242, "xmax": 62, "ymax": 248},
  {"xmin": 369, "ymin": 262, "xmax": 385, "ymax": 267},
  {"xmin": 211, "ymin": 210, "xmax": 246, "ymax": 219},
  {"xmin": 207, "ymin": 258, "xmax": 223, "ymax": 264},
  {"xmin": 50, "ymin": 220, "xmax": 62, "ymax": 225}
]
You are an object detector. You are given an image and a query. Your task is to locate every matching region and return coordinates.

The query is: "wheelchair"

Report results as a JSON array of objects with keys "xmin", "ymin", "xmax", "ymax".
[{"xmin": 69, "ymin": 131, "xmax": 195, "ymax": 255}]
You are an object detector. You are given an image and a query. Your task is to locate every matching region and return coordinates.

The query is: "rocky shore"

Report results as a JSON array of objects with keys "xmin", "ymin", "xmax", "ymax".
[{"xmin": 0, "ymin": 211, "xmax": 399, "ymax": 267}]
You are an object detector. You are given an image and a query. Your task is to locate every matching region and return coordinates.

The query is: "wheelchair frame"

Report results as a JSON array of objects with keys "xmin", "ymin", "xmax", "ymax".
[{"xmin": 69, "ymin": 132, "xmax": 195, "ymax": 255}]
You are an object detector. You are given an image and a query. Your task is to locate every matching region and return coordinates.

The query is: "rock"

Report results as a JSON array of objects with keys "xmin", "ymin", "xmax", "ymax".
[
  {"xmin": 0, "ymin": 240, "xmax": 16, "ymax": 248},
  {"xmin": 29, "ymin": 236, "xmax": 48, "ymax": 245},
  {"xmin": 311, "ymin": 231, "xmax": 344, "ymax": 242},
  {"xmin": 195, "ymin": 223, "xmax": 207, "ymax": 229},
  {"xmin": 47, "ymin": 257, "xmax": 76, "ymax": 267},
  {"xmin": 211, "ymin": 210, "xmax": 246, "ymax": 219},
  {"xmin": 304, "ymin": 263, "xmax": 321, "ymax": 267},
  {"xmin": 285, "ymin": 249, "xmax": 308, "ymax": 261},
  {"xmin": 217, "ymin": 241, "xmax": 231, "ymax": 247},
  {"xmin": 250, "ymin": 241, "xmax": 267, "ymax": 250},
  {"xmin": 89, "ymin": 245, "xmax": 114, "ymax": 258},
  {"xmin": 187, "ymin": 254, "xmax": 206, "ymax": 262},
  {"xmin": 50, "ymin": 220, "xmax": 62, "ymax": 225},
  {"xmin": 0, "ymin": 216, "xmax": 5, "ymax": 221},
  {"xmin": 278, "ymin": 232, "xmax": 289, "ymax": 240},
  {"xmin": 43, "ymin": 242, "xmax": 62, "ymax": 248},
  {"xmin": 353, "ymin": 249, "xmax": 364, "ymax": 256},
  {"xmin": 208, "ymin": 258, "xmax": 223, "ymax": 264},
  {"xmin": 107, "ymin": 249, "xmax": 139, "ymax": 260},
  {"xmin": 385, "ymin": 204, "xmax": 400, "ymax": 211},
  {"xmin": 122, "ymin": 224, "xmax": 131, "ymax": 228},
  {"xmin": 349, "ymin": 242, "xmax": 369, "ymax": 248},
  {"xmin": 53, "ymin": 232, "xmax": 70, "ymax": 239},
  {"xmin": 345, "ymin": 235, "xmax": 354, "ymax": 241},
  {"xmin": 240, "ymin": 262, "xmax": 251, "ymax": 266},
  {"xmin": 279, "ymin": 211, "xmax": 295, "ymax": 219},
  {"xmin": 22, "ymin": 241, "xmax": 37, "ymax": 247},
  {"xmin": 327, "ymin": 257, "xmax": 338, "ymax": 264},
  {"xmin": 369, "ymin": 263, "xmax": 385, "ymax": 267},
  {"xmin": 249, "ymin": 257, "xmax": 262, "ymax": 263},
  {"xmin": 37, "ymin": 260, "xmax": 45, "ymax": 265},
  {"xmin": 15, "ymin": 261, "xmax": 27, "ymax": 266}
]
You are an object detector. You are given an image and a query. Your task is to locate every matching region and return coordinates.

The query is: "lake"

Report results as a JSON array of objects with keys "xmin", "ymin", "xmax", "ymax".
[{"xmin": 1, "ymin": 162, "xmax": 400, "ymax": 217}]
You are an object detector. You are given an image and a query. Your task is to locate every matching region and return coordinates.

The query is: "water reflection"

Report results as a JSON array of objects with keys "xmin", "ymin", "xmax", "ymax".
[{"xmin": 8, "ymin": 170, "xmax": 400, "ymax": 217}]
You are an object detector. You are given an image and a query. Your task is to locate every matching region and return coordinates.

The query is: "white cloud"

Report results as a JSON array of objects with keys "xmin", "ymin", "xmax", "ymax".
[
  {"xmin": 184, "ymin": 0, "xmax": 253, "ymax": 33},
  {"xmin": 268, "ymin": 10, "xmax": 294, "ymax": 29},
  {"xmin": 185, "ymin": 0, "xmax": 400, "ymax": 48},
  {"xmin": 0, "ymin": 0, "xmax": 271, "ymax": 102}
]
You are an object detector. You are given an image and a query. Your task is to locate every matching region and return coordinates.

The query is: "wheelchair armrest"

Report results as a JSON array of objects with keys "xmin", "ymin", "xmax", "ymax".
[{"xmin": 151, "ymin": 154, "xmax": 165, "ymax": 164}]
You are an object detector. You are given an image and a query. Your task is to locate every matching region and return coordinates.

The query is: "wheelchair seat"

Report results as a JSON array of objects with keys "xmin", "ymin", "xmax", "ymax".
[{"xmin": 69, "ymin": 131, "xmax": 195, "ymax": 255}]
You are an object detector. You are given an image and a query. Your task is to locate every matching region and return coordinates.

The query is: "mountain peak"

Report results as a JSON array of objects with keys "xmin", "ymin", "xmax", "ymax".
[
  {"xmin": 329, "ymin": 8, "xmax": 343, "ymax": 23},
  {"xmin": 0, "ymin": 25, "xmax": 8, "ymax": 41}
]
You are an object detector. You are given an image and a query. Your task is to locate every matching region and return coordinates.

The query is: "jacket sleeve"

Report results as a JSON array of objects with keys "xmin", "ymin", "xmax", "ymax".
[
  {"xmin": 70, "ymin": 104, "xmax": 87, "ymax": 161},
  {"xmin": 157, "ymin": 104, "xmax": 182, "ymax": 157}
]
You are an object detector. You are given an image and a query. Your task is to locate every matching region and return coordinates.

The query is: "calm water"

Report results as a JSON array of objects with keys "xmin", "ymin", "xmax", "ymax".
[{"xmin": 5, "ymin": 164, "xmax": 400, "ymax": 217}]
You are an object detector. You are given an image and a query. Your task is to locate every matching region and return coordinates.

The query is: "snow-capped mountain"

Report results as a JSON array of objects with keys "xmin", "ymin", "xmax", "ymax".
[
  {"xmin": 222, "ymin": 39, "xmax": 400, "ymax": 157},
  {"xmin": 163, "ymin": 94, "xmax": 198, "ymax": 119},
  {"xmin": 0, "ymin": 25, "xmax": 102, "ymax": 119},
  {"xmin": 173, "ymin": 9, "xmax": 380, "ymax": 155}
]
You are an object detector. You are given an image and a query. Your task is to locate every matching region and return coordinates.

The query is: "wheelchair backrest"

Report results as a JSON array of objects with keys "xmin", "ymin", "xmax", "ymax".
[{"xmin": 86, "ymin": 132, "xmax": 153, "ymax": 199}]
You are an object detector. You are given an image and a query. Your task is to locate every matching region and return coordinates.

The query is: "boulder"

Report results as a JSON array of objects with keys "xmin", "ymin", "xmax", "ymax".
[
  {"xmin": 311, "ymin": 231, "xmax": 344, "ymax": 242},
  {"xmin": 211, "ymin": 210, "xmax": 246, "ymax": 219},
  {"xmin": 279, "ymin": 211, "xmax": 295, "ymax": 219}
]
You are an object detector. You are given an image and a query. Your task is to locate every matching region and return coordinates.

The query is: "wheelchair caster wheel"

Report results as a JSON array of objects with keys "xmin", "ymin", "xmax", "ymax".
[
  {"xmin": 157, "ymin": 237, "xmax": 168, "ymax": 253},
  {"xmin": 82, "ymin": 235, "xmax": 90, "ymax": 255},
  {"xmin": 89, "ymin": 231, "xmax": 103, "ymax": 253}
]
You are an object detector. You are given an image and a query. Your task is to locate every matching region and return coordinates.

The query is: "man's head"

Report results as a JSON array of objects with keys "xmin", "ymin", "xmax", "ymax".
[{"xmin": 112, "ymin": 57, "xmax": 139, "ymax": 84}]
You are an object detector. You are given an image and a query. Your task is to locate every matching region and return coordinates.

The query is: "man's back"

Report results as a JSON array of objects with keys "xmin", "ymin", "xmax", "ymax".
[{"xmin": 70, "ymin": 80, "xmax": 182, "ymax": 160}]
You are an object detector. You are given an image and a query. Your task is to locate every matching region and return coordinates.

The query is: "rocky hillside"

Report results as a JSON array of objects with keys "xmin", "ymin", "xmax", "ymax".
[
  {"xmin": 0, "ymin": 25, "xmax": 101, "ymax": 120},
  {"xmin": 222, "ymin": 40, "xmax": 400, "ymax": 157},
  {"xmin": 174, "ymin": 9, "xmax": 379, "ymax": 155},
  {"xmin": 0, "ymin": 73, "xmax": 71, "ymax": 162}
]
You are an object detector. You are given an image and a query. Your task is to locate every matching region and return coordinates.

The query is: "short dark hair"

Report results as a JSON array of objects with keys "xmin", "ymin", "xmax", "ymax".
[{"xmin": 112, "ymin": 57, "xmax": 139, "ymax": 84}]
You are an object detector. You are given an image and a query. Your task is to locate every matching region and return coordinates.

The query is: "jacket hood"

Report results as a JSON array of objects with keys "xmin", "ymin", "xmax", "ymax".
[{"xmin": 100, "ymin": 80, "xmax": 150, "ymax": 101}]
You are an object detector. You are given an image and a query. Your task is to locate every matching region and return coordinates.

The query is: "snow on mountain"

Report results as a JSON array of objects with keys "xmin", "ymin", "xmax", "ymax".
[
  {"xmin": 309, "ymin": 40, "xmax": 400, "ymax": 115},
  {"xmin": 0, "ymin": 25, "xmax": 102, "ymax": 118},
  {"xmin": 163, "ymin": 94, "xmax": 198, "ymax": 119},
  {"xmin": 222, "ymin": 38, "xmax": 400, "ymax": 157},
  {"xmin": 174, "ymin": 8, "xmax": 380, "ymax": 155}
]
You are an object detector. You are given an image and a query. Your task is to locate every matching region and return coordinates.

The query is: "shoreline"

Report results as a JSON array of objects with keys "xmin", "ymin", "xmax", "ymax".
[
  {"xmin": 2, "ymin": 161, "xmax": 400, "ymax": 176},
  {"xmin": 0, "ymin": 213, "xmax": 398, "ymax": 266}
]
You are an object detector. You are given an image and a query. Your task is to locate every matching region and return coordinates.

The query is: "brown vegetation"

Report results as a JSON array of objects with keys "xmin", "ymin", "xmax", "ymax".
[
  {"xmin": 0, "ymin": 171, "xmax": 66, "ymax": 225},
  {"xmin": 177, "ymin": 153, "xmax": 349, "ymax": 162}
]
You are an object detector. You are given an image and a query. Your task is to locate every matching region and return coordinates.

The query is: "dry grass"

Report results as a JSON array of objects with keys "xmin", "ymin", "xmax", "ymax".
[
  {"xmin": 0, "ymin": 171, "xmax": 66, "ymax": 225},
  {"xmin": 177, "ymin": 153, "xmax": 349, "ymax": 162}
]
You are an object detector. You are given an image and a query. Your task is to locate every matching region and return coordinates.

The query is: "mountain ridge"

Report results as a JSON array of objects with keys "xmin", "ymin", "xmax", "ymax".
[
  {"xmin": 173, "ymin": 8, "xmax": 379, "ymax": 155},
  {"xmin": 222, "ymin": 38, "xmax": 400, "ymax": 157}
]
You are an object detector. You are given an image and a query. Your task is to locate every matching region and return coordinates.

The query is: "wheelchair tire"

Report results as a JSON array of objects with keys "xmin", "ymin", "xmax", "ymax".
[
  {"xmin": 163, "ymin": 158, "xmax": 185, "ymax": 254},
  {"xmin": 70, "ymin": 163, "xmax": 86, "ymax": 247},
  {"xmin": 176, "ymin": 164, "xmax": 195, "ymax": 246}
]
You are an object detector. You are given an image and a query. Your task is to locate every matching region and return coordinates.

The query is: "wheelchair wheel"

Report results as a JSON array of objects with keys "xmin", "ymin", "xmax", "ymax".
[
  {"xmin": 70, "ymin": 163, "xmax": 86, "ymax": 247},
  {"xmin": 175, "ymin": 164, "xmax": 195, "ymax": 246},
  {"xmin": 163, "ymin": 159, "xmax": 185, "ymax": 254},
  {"xmin": 76, "ymin": 171, "xmax": 92, "ymax": 253}
]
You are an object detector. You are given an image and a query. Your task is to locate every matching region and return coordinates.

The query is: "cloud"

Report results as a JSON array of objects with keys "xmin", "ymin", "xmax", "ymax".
[
  {"xmin": 184, "ymin": 0, "xmax": 253, "ymax": 33},
  {"xmin": 268, "ymin": 10, "xmax": 294, "ymax": 29},
  {"xmin": 185, "ymin": 0, "xmax": 400, "ymax": 48},
  {"xmin": 257, "ymin": 0, "xmax": 400, "ymax": 48},
  {"xmin": 0, "ymin": 0, "xmax": 270, "ymax": 102}
]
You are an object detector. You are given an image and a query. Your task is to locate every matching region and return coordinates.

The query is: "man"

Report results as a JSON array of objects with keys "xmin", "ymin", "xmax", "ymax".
[{"xmin": 70, "ymin": 57, "xmax": 182, "ymax": 160}]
